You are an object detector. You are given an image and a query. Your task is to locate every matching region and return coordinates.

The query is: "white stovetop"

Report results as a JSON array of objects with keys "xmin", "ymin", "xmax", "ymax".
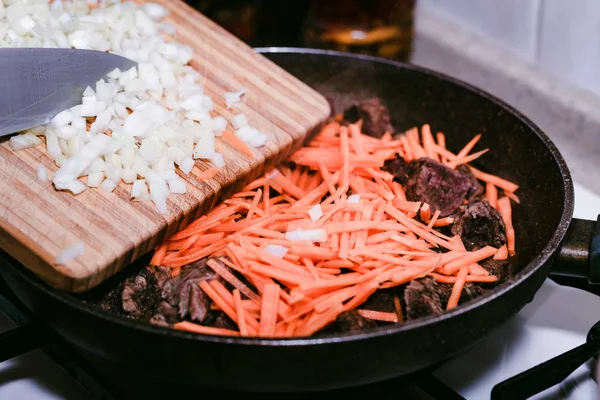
[{"xmin": 1, "ymin": 183, "xmax": 599, "ymax": 400}]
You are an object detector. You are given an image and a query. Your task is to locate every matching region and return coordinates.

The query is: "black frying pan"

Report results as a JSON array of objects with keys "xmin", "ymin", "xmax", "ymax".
[{"xmin": 1, "ymin": 48, "xmax": 596, "ymax": 393}]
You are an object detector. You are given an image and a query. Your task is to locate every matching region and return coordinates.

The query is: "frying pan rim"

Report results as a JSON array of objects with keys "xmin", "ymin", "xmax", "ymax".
[{"xmin": 4, "ymin": 48, "xmax": 574, "ymax": 347}]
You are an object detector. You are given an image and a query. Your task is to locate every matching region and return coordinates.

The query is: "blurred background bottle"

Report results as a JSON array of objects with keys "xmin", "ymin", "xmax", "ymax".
[
  {"xmin": 188, "ymin": 0, "xmax": 416, "ymax": 62},
  {"xmin": 301, "ymin": 0, "xmax": 416, "ymax": 61}
]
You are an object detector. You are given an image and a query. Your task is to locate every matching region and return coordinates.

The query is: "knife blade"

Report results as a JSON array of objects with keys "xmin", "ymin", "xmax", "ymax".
[{"xmin": 0, "ymin": 48, "xmax": 136, "ymax": 137}]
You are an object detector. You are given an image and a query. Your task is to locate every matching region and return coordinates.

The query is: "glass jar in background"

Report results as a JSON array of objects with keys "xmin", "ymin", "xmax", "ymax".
[
  {"xmin": 301, "ymin": 0, "xmax": 416, "ymax": 62},
  {"xmin": 190, "ymin": 0, "xmax": 261, "ymax": 44}
]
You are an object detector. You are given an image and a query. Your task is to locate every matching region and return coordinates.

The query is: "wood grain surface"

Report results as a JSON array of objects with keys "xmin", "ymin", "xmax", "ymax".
[{"xmin": 0, "ymin": 0, "xmax": 330, "ymax": 293}]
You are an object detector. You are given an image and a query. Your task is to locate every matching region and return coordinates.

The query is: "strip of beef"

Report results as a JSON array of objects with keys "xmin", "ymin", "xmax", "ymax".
[
  {"xmin": 481, "ymin": 259, "xmax": 511, "ymax": 283},
  {"xmin": 405, "ymin": 158, "xmax": 476, "ymax": 217},
  {"xmin": 117, "ymin": 266, "xmax": 164, "ymax": 320},
  {"xmin": 404, "ymin": 277, "xmax": 489, "ymax": 320},
  {"xmin": 383, "ymin": 153, "xmax": 409, "ymax": 184},
  {"xmin": 452, "ymin": 199, "xmax": 507, "ymax": 251},
  {"xmin": 456, "ymin": 164, "xmax": 484, "ymax": 202},
  {"xmin": 403, "ymin": 277, "xmax": 443, "ymax": 320},
  {"xmin": 435, "ymin": 281, "xmax": 488, "ymax": 307},
  {"xmin": 160, "ymin": 259, "xmax": 216, "ymax": 323},
  {"xmin": 213, "ymin": 313, "xmax": 238, "ymax": 331},
  {"xmin": 342, "ymin": 98, "xmax": 394, "ymax": 138},
  {"xmin": 335, "ymin": 310, "xmax": 378, "ymax": 333},
  {"xmin": 361, "ymin": 292, "xmax": 396, "ymax": 313}
]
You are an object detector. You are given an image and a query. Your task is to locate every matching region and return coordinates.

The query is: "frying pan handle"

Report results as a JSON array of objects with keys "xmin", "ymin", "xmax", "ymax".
[{"xmin": 551, "ymin": 216, "xmax": 600, "ymax": 284}]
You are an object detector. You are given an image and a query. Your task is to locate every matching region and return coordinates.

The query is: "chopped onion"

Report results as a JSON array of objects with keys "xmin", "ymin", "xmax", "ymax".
[
  {"xmin": 87, "ymin": 171, "xmax": 105, "ymax": 187},
  {"xmin": 54, "ymin": 179, "xmax": 87, "ymax": 195},
  {"xmin": 212, "ymin": 116, "xmax": 227, "ymax": 134},
  {"xmin": 55, "ymin": 241, "xmax": 85, "ymax": 265},
  {"xmin": 167, "ymin": 178, "xmax": 186, "ymax": 194},
  {"xmin": 2, "ymin": 0, "xmax": 267, "ymax": 214},
  {"xmin": 37, "ymin": 164, "xmax": 49, "ymax": 182},
  {"xmin": 193, "ymin": 130, "xmax": 215, "ymax": 159},
  {"xmin": 131, "ymin": 179, "xmax": 146, "ymax": 198},
  {"xmin": 308, "ymin": 204, "xmax": 323, "ymax": 222},
  {"xmin": 51, "ymin": 109, "xmax": 74, "ymax": 128},
  {"xmin": 236, "ymin": 125, "xmax": 267, "ymax": 148},
  {"xmin": 286, "ymin": 229, "xmax": 328, "ymax": 243},
  {"xmin": 179, "ymin": 156, "xmax": 195, "ymax": 174},
  {"xmin": 264, "ymin": 244, "xmax": 288, "ymax": 258},
  {"xmin": 347, "ymin": 194, "xmax": 361, "ymax": 204},
  {"xmin": 100, "ymin": 179, "xmax": 119, "ymax": 193},
  {"xmin": 122, "ymin": 169, "xmax": 137, "ymax": 184},
  {"xmin": 143, "ymin": 3, "xmax": 169, "ymax": 20},
  {"xmin": 210, "ymin": 153, "xmax": 225, "ymax": 168},
  {"xmin": 225, "ymin": 89, "xmax": 246, "ymax": 109},
  {"xmin": 231, "ymin": 113, "xmax": 248, "ymax": 129},
  {"xmin": 8, "ymin": 133, "xmax": 42, "ymax": 151}
]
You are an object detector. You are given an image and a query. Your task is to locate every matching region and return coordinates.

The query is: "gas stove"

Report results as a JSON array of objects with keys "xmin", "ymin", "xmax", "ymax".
[{"xmin": 1, "ymin": 183, "xmax": 599, "ymax": 400}]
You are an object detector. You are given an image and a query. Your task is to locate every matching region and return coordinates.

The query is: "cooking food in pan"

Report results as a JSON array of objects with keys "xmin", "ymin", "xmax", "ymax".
[{"xmin": 84, "ymin": 98, "xmax": 519, "ymax": 337}]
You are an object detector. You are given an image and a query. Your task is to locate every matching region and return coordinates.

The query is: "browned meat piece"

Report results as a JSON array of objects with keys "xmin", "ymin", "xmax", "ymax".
[
  {"xmin": 361, "ymin": 292, "xmax": 396, "ymax": 313},
  {"xmin": 451, "ymin": 199, "xmax": 507, "ymax": 251},
  {"xmin": 212, "ymin": 313, "xmax": 238, "ymax": 331},
  {"xmin": 336, "ymin": 311, "xmax": 378, "ymax": 333},
  {"xmin": 435, "ymin": 281, "xmax": 488, "ymax": 306},
  {"xmin": 161, "ymin": 259, "xmax": 217, "ymax": 323},
  {"xmin": 383, "ymin": 153, "xmax": 409, "ymax": 184},
  {"xmin": 149, "ymin": 314, "xmax": 170, "ymax": 327},
  {"xmin": 481, "ymin": 259, "xmax": 510, "ymax": 283},
  {"xmin": 152, "ymin": 266, "xmax": 172, "ymax": 288},
  {"xmin": 405, "ymin": 158, "xmax": 475, "ymax": 217},
  {"xmin": 342, "ymin": 98, "xmax": 394, "ymax": 138},
  {"xmin": 116, "ymin": 267, "xmax": 163, "ymax": 320},
  {"xmin": 456, "ymin": 165, "xmax": 484, "ymax": 202},
  {"xmin": 403, "ymin": 277, "xmax": 443, "ymax": 320},
  {"xmin": 154, "ymin": 301, "xmax": 179, "ymax": 323}
]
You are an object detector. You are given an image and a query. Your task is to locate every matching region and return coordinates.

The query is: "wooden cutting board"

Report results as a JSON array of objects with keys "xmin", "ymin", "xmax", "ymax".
[{"xmin": 0, "ymin": 0, "xmax": 330, "ymax": 293}]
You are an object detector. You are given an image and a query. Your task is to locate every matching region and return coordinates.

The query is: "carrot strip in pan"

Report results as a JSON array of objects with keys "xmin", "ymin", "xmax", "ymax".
[
  {"xmin": 148, "ymin": 122, "xmax": 519, "ymax": 339},
  {"xmin": 497, "ymin": 197, "xmax": 516, "ymax": 256}
]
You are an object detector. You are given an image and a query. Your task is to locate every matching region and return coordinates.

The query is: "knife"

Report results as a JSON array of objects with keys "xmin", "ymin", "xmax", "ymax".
[{"xmin": 0, "ymin": 48, "xmax": 137, "ymax": 137}]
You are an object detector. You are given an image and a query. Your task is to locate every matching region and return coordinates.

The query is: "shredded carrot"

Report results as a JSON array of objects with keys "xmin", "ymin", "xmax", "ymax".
[
  {"xmin": 468, "ymin": 263, "xmax": 490, "ymax": 276},
  {"xmin": 436, "ymin": 132, "xmax": 446, "ymax": 162},
  {"xmin": 457, "ymin": 134, "xmax": 481, "ymax": 158},
  {"xmin": 431, "ymin": 272, "xmax": 498, "ymax": 284},
  {"xmin": 206, "ymin": 258, "xmax": 260, "ymax": 302},
  {"xmin": 357, "ymin": 309, "xmax": 399, "ymax": 323},
  {"xmin": 259, "ymin": 284, "xmax": 280, "ymax": 337},
  {"xmin": 232, "ymin": 289, "xmax": 249, "ymax": 336},
  {"xmin": 427, "ymin": 210, "xmax": 441, "ymax": 229},
  {"xmin": 446, "ymin": 149, "xmax": 489, "ymax": 169},
  {"xmin": 174, "ymin": 321, "xmax": 240, "ymax": 336},
  {"xmin": 486, "ymin": 182, "xmax": 498, "ymax": 209},
  {"xmin": 222, "ymin": 129, "xmax": 255, "ymax": 159},
  {"xmin": 246, "ymin": 188, "xmax": 262, "ymax": 220},
  {"xmin": 150, "ymin": 243, "xmax": 168, "ymax": 266},
  {"xmin": 421, "ymin": 124, "xmax": 438, "ymax": 161},
  {"xmin": 393, "ymin": 294, "xmax": 404, "ymax": 322},
  {"xmin": 420, "ymin": 203, "xmax": 431, "ymax": 222},
  {"xmin": 497, "ymin": 197, "xmax": 516, "ymax": 256},
  {"xmin": 494, "ymin": 244, "xmax": 508, "ymax": 260},
  {"xmin": 446, "ymin": 266, "xmax": 469, "ymax": 310},
  {"xmin": 504, "ymin": 191, "xmax": 521, "ymax": 204},
  {"xmin": 199, "ymin": 280, "xmax": 239, "ymax": 325},
  {"xmin": 470, "ymin": 166, "xmax": 519, "ymax": 193},
  {"xmin": 433, "ymin": 217, "xmax": 454, "ymax": 227},
  {"xmin": 150, "ymin": 121, "xmax": 518, "ymax": 338},
  {"xmin": 438, "ymin": 246, "xmax": 497, "ymax": 275}
]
